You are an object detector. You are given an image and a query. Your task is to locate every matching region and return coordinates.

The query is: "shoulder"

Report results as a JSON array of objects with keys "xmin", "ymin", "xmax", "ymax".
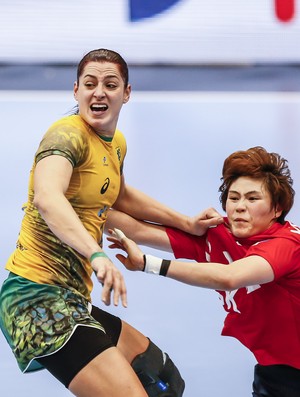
[
  {"xmin": 47, "ymin": 115, "xmax": 88, "ymax": 141},
  {"xmin": 113, "ymin": 129, "xmax": 126, "ymax": 146},
  {"xmin": 267, "ymin": 221, "xmax": 300, "ymax": 243},
  {"xmin": 36, "ymin": 115, "xmax": 89, "ymax": 166}
]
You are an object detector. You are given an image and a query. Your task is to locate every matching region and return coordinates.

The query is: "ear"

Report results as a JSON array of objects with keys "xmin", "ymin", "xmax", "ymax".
[
  {"xmin": 123, "ymin": 84, "xmax": 131, "ymax": 104},
  {"xmin": 275, "ymin": 206, "xmax": 283, "ymax": 219},
  {"xmin": 73, "ymin": 81, "xmax": 78, "ymax": 100}
]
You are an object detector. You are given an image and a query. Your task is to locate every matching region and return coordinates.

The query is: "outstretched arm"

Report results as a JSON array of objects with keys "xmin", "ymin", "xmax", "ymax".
[
  {"xmin": 108, "ymin": 230, "xmax": 275, "ymax": 291},
  {"xmin": 112, "ymin": 178, "xmax": 224, "ymax": 236},
  {"xmin": 105, "ymin": 209, "xmax": 172, "ymax": 252},
  {"xmin": 106, "ymin": 203, "xmax": 224, "ymax": 252}
]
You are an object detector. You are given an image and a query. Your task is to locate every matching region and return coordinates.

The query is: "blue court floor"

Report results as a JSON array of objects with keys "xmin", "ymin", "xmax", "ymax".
[{"xmin": 1, "ymin": 89, "xmax": 300, "ymax": 396}]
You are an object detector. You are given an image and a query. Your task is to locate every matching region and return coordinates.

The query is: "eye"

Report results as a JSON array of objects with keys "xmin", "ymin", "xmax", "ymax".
[
  {"xmin": 84, "ymin": 82, "xmax": 95, "ymax": 88},
  {"xmin": 248, "ymin": 196, "xmax": 259, "ymax": 202},
  {"xmin": 228, "ymin": 195, "xmax": 239, "ymax": 202},
  {"xmin": 106, "ymin": 82, "xmax": 118, "ymax": 89}
]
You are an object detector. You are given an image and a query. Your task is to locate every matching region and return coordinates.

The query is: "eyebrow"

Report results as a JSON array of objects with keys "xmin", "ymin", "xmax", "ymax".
[
  {"xmin": 83, "ymin": 73, "xmax": 119, "ymax": 80},
  {"xmin": 228, "ymin": 190, "xmax": 262, "ymax": 195}
]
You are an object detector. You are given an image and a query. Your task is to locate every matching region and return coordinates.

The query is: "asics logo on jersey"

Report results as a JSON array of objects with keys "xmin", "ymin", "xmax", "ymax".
[{"xmin": 101, "ymin": 178, "xmax": 110, "ymax": 194}]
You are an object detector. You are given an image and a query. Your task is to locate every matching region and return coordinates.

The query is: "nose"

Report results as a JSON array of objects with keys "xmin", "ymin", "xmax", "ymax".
[
  {"xmin": 93, "ymin": 84, "xmax": 105, "ymax": 99},
  {"xmin": 235, "ymin": 199, "xmax": 246, "ymax": 212}
]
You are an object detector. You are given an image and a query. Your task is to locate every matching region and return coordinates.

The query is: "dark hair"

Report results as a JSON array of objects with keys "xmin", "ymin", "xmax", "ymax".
[
  {"xmin": 77, "ymin": 48, "xmax": 129, "ymax": 86},
  {"xmin": 219, "ymin": 146, "xmax": 295, "ymax": 223}
]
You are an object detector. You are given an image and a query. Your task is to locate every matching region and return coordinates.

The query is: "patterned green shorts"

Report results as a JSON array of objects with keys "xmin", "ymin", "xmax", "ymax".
[{"xmin": 0, "ymin": 273, "xmax": 105, "ymax": 373}]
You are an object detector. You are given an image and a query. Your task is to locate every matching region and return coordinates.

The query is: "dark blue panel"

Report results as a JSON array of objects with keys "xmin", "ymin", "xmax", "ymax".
[{"xmin": 129, "ymin": 0, "xmax": 182, "ymax": 22}]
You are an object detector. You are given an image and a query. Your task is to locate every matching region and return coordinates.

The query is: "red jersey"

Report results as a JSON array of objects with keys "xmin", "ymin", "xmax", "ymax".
[{"xmin": 166, "ymin": 219, "xmax": 300, "ymax": 368}]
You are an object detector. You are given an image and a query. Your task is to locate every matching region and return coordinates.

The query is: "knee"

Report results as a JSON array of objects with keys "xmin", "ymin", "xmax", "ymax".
[{"xmin": 131, "ymin": 339, "xmax": 185, "ymax": 397}]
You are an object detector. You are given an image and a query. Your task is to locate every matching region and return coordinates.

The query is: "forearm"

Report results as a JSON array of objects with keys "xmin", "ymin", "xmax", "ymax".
[
  {"xmin": 144, "ymin": 256, "xmax": 274, "ymax": 290},
  {"xmin": 106, "ymin": 209, "xmax": 172, "ymax": 251},
  {"xmin": 166, "ymin": 260, "xmax": 230, "ymax": 290},
  {"xmin": 140, "ymin": 254, "xmax": 231, "ymax": 289},
  {"xmin": 34, "ymin": 194, "xmax": 101, "ymax": 258},
  {"xmin": 113, "ymin": 184, "xmax": 190, "ymax": 232}
]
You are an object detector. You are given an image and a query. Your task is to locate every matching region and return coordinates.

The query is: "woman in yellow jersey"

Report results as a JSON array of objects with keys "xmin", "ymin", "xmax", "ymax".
[{"xmin": 0, "ymin": 49, "xmax": 214, "ymax": 397}]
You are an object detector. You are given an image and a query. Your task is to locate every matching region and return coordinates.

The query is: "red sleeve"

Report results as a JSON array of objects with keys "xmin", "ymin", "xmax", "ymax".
[
  {"xmin": 245, "ymin": 238, "xmax": 300, "ymax": 279},
  {"xmin": 166, "ymin": 227, "xmax": 207, "ymax": 261}
]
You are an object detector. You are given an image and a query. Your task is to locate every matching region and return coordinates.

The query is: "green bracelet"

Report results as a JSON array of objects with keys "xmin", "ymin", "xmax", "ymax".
[{"xmin": 90, "ymin": 251, "xmax": 108, "ymax": 262}]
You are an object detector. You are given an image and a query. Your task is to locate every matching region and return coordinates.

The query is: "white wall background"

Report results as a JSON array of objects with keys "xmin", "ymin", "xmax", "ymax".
[
  {"xmin": 1, "ymin": 90, "xmax": 300, "ymax": 396},
  {"xmin": 0, "ymin": 0, "xmax": 299, "ymax": 64}
]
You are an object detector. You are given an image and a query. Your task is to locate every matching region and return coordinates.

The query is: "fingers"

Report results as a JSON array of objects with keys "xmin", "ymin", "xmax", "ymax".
[
  {"xmin": 100, "ymin": 264, "xmax": 113, "ymax": 306},
  {"xmin": 204, "ymin": 207, "xmax": 223, "ymax": 221},
  {"xmin": 101, "ymin": 268, "xmax": 127, "ymax": 308},
  {"xmin": 93, "ymin": 257, "xmax": 128, "ymax": 308},
  {"xmin": 106, "ymin": 239, "xmax": 125, "ymax": 250},
  {"xmin": 187, "ymin": 207, "xmax": 224, "ymax": 236},
  {"xmin": 112, "ymin": 273, "xmax": 127, "ymax": 308},
  {"xmin": 112, "ymin": 228, "xmax": 127, "ymax": 241},
  {"xmin": 107, "ymin": 228, "xmax": 145, "ymax": 271},
  {"xmin": 108, "ymin": 228, "xmax": 127, "ymax": 242},
  {"xmin": 203, "ymin": 214, "xmax": 224, "ymax": 226},
  {"xmin": 106, "ymin": 228, "xmax": 127, "ymax": 251}
]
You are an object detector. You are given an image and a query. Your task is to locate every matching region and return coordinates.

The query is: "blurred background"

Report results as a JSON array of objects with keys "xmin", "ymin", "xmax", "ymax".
[{"xmin": 1, "ymin": 1, "xmax": 300, "ymax": 396}]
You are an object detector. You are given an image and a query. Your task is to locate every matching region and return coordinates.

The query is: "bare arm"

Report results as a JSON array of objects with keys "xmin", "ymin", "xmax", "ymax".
[
  {"xmin": 112, "ymin": 177, "xmax": 223, "ymax": 235},
  {"xmin": 33, "ymin": 155, "xmax": 127, "ymax": 307},
  {"xmin": 165, "ymin": 255, "xmax": 274, "ymax": 290},
  {"xmin": 34, "ymin": 155, "xmax": 100, "ymax": 257},
  {"xmin": 108, "ymin": 231, "xmax": 275, "ymax": 291},
  {"xmin": 113, "ymin": 179, "xmax": 190, "ymax": 230},
  {"xmin": 106, "ymin": 209, "xmax": 172, "ymax": 252}
]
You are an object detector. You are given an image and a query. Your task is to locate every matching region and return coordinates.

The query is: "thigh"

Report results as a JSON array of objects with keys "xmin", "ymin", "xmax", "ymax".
[
  {"xmin": 252, "ymin": 364, "xmax": 300, "ymax": 397},
  {"xmin": 69, "ymin": 346, "xmax": 148, "ymax": 397},
  {"xmin": 91, "ymin": 305, "xmax": 149, "ymax": 363},
  {"xmin": 117, "ymin": 321, "xmax": 149, "ymax": 363},
  {"xmin": 37, "ymin": 325, "xmax": 114, "ymax": 387}
]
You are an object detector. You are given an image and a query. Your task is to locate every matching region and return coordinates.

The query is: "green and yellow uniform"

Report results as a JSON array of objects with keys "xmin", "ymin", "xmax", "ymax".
[{"xmin": 0, "ymin": 114, "xmax": 126, "ymax": 372}]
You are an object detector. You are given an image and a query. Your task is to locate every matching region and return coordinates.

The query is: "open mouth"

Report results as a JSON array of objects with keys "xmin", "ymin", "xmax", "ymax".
[{"xmin": 90, "ymin": 104, "xmax": 108, "ymax": 112}]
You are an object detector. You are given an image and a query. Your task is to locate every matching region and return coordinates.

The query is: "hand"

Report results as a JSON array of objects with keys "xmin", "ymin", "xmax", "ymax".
[
  {"xmin": 91, "ymin": 256, "xmax": 127, "ymax": 307},
  {"xmin": 107, "ymin": 229, "xmax": 145, "ymax": 272},
  {"xmin": 186, "ymin": 207, "xmax": 224, "ymax": 236}
]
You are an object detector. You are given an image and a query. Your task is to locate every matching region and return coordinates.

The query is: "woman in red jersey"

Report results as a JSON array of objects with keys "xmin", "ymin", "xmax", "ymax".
[{"xmin": 107, "ymin": 146, "xmax": 300, "ymax": 397}]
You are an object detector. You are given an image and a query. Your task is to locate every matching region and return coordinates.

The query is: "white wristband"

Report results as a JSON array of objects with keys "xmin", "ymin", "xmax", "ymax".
[{"xmin": 144, "ymin": 254, "xmax": 163, "ymax": 275}]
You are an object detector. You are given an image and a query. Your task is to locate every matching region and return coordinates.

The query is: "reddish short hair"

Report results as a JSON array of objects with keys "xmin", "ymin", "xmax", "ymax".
[{"xmin": 219, "ymin": 146, "xmax": 294, "ymax": 223}]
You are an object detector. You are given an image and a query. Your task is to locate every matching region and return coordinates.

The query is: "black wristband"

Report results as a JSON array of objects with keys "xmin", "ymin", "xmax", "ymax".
[{"xmin": 159, "ymin": 259, "xmax": 171, "ymax": 276}]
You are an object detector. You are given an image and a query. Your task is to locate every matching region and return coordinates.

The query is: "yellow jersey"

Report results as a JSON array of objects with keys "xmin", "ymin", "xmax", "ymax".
[{"xmin": 6, "ymin": 114, "xmax": 127, "ymax": 300}]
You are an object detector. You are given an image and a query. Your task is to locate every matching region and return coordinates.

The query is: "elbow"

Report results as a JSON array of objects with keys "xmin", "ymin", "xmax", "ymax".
[
  {"xmin": 33, "ymin": 193, "xmax": 43, "ymax": 211},
  {"xmin": 218, "ymin": 274, "xmax": 241, "ymax": 291},
  {"xmin": 33, "ymin": 192, "xmax": 51, "ymax": 214}
]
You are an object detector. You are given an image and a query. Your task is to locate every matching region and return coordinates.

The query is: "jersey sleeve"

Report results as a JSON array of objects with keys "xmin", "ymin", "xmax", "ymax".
[
  {"xmin": 166, "ymin": 227, "xmax": 207, "ymax": 261},
  {"xmin": 35, "ymin": 118, "xmax": 89, "ymax": 167},
  {"xmin": 245, "ymin": 238, "xmax": 300, "ymax": 279}
]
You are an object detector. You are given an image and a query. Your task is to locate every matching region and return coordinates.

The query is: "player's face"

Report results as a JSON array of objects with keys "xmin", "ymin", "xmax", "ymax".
[
  {"xmin": 226, "ymin": 176, "xmax": 281, "ymax": 238},
  {"xmin": 74, "ymin": 61, "xmax": 131, "ymax": 137}
]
